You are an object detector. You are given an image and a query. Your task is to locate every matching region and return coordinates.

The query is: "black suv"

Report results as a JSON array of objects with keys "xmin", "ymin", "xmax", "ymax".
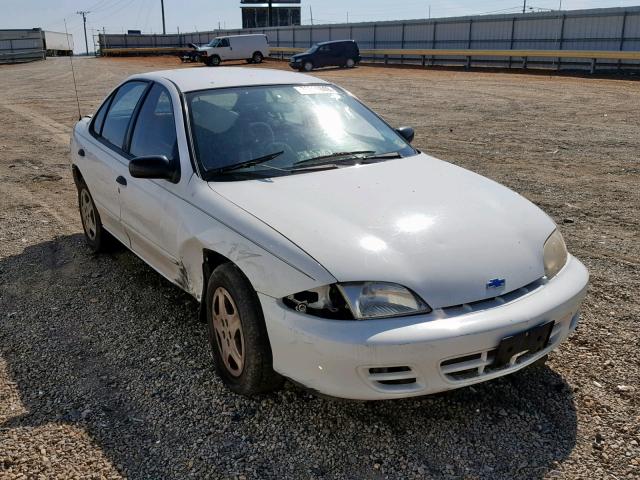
[{"xmin": 290, "ymin": 40, "xmax": 361, "ymax": 72}]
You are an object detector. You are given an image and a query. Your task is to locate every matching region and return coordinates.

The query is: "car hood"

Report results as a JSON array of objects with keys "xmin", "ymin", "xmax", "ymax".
[
  {"xmin": 208, "ymin": 153, "xmax": 556, "ymax": 308},
  {"xmin": 290, "ymin": 53, "xmax": 308, "ymax": 61}
]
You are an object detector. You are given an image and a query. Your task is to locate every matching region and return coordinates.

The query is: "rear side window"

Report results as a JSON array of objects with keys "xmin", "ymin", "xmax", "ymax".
[
  {"xmin": 101, "ymin": 81, "xmax": 148, "ymax": 149},
  {"xmin": 92, "ymin": 97, "xmax": 111, "ymax": 135},
  {"xmin": 129, "ymin": 84, "xmax": 178, "ymax": 161}
]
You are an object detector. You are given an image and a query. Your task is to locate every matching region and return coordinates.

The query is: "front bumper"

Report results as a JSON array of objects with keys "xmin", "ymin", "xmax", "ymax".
[{"xmin": 259, "ymin": 255, "xmax": 588, "ymax": 400}]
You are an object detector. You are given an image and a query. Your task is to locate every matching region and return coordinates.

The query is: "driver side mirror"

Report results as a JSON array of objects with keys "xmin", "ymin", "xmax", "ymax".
[
  {"xmin": 396, "ymin": 126, "xmax": 415, "ymax": 144},
  {"xmin": 129, "ymin": 155, "xmax": 180, "ymax": 183}
]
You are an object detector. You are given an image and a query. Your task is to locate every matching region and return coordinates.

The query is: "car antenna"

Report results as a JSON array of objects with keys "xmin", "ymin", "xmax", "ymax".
[{"xmin": 64, "ymin": 19, "xmax": 82, "ymax": 121}]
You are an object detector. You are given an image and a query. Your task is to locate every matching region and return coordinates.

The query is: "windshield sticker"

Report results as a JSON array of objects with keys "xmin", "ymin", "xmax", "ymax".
[{"xmin": 294, "ymin": 85, "xmax": 337, "ymax": 95}]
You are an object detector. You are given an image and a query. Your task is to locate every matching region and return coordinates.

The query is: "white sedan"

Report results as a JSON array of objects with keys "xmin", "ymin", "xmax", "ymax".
[{"xmin": 70, "ymin": 67, "xmax": 588, "ymax": 400}]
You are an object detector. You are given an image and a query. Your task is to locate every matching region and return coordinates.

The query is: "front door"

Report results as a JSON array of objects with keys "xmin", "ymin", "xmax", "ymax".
[
  {"xmin": 216, "ymin": 38, "xmax": 233, "ymax": 60},
  {"xmin": 119, "ymin": 83, "xmax": 183, "ymax": 282}
]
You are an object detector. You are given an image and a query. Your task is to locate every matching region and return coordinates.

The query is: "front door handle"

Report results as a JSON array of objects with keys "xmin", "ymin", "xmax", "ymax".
[
  {"xmin": 78, "ymin": 148, "xmax": 85, "ymax": 157},
  {"xmin": 116, "ymin": 176, "xmax": 127, "ymax": 186}
]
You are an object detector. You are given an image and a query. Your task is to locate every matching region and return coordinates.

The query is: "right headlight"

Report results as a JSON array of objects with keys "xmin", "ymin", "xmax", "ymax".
[
  {"xmin": 543, "ymin": 229, "xmax": 568, "ymax": 280},
  {"xmin": 283, "ymin": 282, "xmax": 431, "ymax": 320}
]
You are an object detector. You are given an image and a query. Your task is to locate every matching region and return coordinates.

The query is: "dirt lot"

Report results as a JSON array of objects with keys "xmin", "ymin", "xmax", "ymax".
[{"xmin": 0, "ymin": 56, "xmax": 638, "ymax": 479}]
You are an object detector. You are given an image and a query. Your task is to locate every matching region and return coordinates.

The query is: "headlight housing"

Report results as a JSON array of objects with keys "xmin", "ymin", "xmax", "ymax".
[
  {"xmin": 283, "ymin": 282, "xmax": 431, "ymax": 320},
  {"xmin": 543, "ymin": 229, "xmax": 568, "ymax": 280}
]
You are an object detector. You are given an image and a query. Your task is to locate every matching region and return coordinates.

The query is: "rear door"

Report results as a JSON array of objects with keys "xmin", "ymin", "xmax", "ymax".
[
  {"xmin": 330, "ymin": 42, "xmax": 346, "ymax": 66},
  {"xmin": 81, "ymin": 80, "xmax": 149, "ymax": 244},
  {"xmin": 315, "ymin": 44, "xmax": 332, "ymax": 67},
  {"xmin": 230, "ymin": 36, "xmax": 249, "ymax": 59}
]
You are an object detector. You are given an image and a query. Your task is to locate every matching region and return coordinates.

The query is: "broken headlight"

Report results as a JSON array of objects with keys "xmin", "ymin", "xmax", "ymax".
[{"xmin": 283, "ymin": 282, "xmax": 431, "ymax": 320}]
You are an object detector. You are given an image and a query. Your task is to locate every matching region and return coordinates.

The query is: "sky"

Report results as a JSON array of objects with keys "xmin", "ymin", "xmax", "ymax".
[{"xmin": 2, "ymin": 0, "xmax": 639, "ymax": 52}]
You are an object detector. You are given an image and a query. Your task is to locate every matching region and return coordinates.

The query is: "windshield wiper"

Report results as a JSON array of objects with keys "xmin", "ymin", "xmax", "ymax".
[
  {"xmin": 360, "ymin": 151, "xmax": 403, "ymax": 162},
  {"xmin": 291, "ymin": 150, "xmax": 404, "ymax": 171},
  {"xmin": 292, "ymin": 150, "xmax": 375, "ymax": 168},
  {"xmin": 213, "ymin": 151, "xmax": 285, "ymax": 174}
]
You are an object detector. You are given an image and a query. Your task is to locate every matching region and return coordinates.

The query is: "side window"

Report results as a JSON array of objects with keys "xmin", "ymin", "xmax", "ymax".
[
  {"xmin": 319, "ymin": 45, "xmax": 330, "ymax": 53},
  {"xmin": 91, "ymin": 96, "xmax": 111, "ymax": 135},
  {"xmin": 101, "ymin": 81, "xmax": 148, "ymax": 149},
  {"xmin": 220, "ymin": 38, "xmax": 230, "ymax": 47},
  {"xmin": 129, "ymin": 84, "xmax": 178, "ymax": 162}
]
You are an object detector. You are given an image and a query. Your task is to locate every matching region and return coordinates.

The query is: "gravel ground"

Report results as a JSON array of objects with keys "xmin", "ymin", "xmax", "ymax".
[{"xmin": 0, "ymin": 57, "xmax": 638, "ymax": 479}]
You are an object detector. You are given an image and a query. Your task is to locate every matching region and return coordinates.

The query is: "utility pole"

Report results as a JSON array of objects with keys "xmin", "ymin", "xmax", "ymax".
[
  {"xmin": 522, "ymin": 0, "xmax": 527, "ymax": 14},
  {"xmin": 268, "ymin": 0, "xmax": 273, "ymax": 27},
  {"xmin": 76, "ymin": 11, "xmax": 90, "ymax": 55},
  {"xmin": 347, "ymin": 11, "xmax": 349, "ymax": 24},
  {"xmin": 428, "ymin": 5, "xmax": 431, "ymax": 19},
  {"xmin": 310, "ymin": 6, "xmax": 313, "ymax": 25},
  {"xmin": 160, "ymin": 0, "xmax": 166, "ymax": 34}
]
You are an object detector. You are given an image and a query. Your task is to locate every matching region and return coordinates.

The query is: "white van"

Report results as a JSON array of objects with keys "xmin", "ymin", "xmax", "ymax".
[{"xmin": 197, "ymin": 34, "xmax": 269, "ymax": 66}]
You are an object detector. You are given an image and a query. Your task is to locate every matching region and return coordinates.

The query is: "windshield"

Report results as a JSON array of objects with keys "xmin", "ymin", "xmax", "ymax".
[
  {"xmin": 186, "ymin": 84, "xmax": 416, "ymax": 179},
  {"xmin": 207, "ymin": 38, "xmax": 220, "ymax": 47},
  {"xmin": 304, "ymin": 45, "xmax": 318, "ymax": 54}
]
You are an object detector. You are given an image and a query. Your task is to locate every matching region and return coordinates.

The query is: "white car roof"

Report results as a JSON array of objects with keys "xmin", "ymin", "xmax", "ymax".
[{"xmin": 130, "ymin": 67, "xmax": 329, "ymax": 93}]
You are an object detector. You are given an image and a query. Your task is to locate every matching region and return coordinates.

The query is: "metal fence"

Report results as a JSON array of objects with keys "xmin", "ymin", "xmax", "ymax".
[
  {"xmin": 0, "ymin": 29, "xmax": 46, "ymax": 64},
  {"xmin": 99, "ymin": 6, "xmax": 640, "ymax": 71}
]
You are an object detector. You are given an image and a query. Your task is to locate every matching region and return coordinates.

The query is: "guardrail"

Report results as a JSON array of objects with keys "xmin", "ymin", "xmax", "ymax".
[
  {"xmin": 100, "ymin": 46, "xmax": 640, "ymax": 72},
  {"xmin": 101, "ymin": 46, "xmax": 187, "ymax": 55},
  {"xmin": 272, "ymin": 46, "xmax": 640, "ymax": 60},
  {"xmin": 271, "ymin": 47, "xmax": 640, "ymax": 73}
]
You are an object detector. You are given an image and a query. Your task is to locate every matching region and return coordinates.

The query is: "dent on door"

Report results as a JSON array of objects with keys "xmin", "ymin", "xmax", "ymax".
[{"xmin": 119, "ymin": 177, "xmax": 183, "ymax": 283}]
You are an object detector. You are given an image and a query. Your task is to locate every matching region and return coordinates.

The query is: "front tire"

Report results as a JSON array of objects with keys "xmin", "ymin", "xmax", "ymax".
[
  {"xmin": 77, "ymin": 181, "xmax": 112, "ymax": 253},
  {"xmin": 208, "ymin": 55, "xmax": 221, "ymax": 67},
  {"xmin": 206, "ymin": 263, "xmax": 283, "ymax": 396},
  {"xmin": 302, "ymin": 61, "xmax": 313, "ymax": 72}
]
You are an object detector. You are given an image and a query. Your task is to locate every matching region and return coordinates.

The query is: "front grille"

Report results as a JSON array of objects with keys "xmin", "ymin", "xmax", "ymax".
[
  {"xmin": 439, "ymin": 322, "xmax": 563, "ymax": 382},
  {"xmin": 438, "ymin": 277, "xmax": 546, "ymax": 319}
]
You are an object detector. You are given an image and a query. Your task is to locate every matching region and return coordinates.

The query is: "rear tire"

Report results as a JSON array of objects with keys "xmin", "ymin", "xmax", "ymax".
[
  {"xmin": 206, "ymin": 263, "xmax": 283, "ymax": 396},
  {"xmin": 77, "ymin": 180, "xmax": 113, "ymax": 253},
  {"xmin": 346, "ymin": 58, "xmax": 355, "ymax": 68},
  {"xmin": 252, "ymin": 51, "xmax": 263, "ymax": 64}
]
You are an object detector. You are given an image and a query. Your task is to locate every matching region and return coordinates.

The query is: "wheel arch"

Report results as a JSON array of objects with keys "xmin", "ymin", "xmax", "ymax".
[
  {"xmin": 71, "ymin": 164, "xmax": 84, "ymax": 187},
  {"xmin": 199, "ymin": 248, "xmax": 252, "ymax": 323}
]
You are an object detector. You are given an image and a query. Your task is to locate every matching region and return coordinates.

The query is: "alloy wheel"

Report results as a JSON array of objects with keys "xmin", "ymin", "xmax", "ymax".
[
  {"xmin": 212, "ymin": 287, "xmax": 245, "ymax": 377},
  {"xmin": 80, "ymin": 189, "xmax": 97, "ymax": 241}
]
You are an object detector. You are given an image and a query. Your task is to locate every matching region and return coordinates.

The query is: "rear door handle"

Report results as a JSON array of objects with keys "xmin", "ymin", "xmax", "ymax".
[
  {"xmin": 116, "ymin": 176, "xmax": 127, "ymax": 186},
  {"xmin": 78, "ymin": 149, "xmax": 85, "ymax": 157}
]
